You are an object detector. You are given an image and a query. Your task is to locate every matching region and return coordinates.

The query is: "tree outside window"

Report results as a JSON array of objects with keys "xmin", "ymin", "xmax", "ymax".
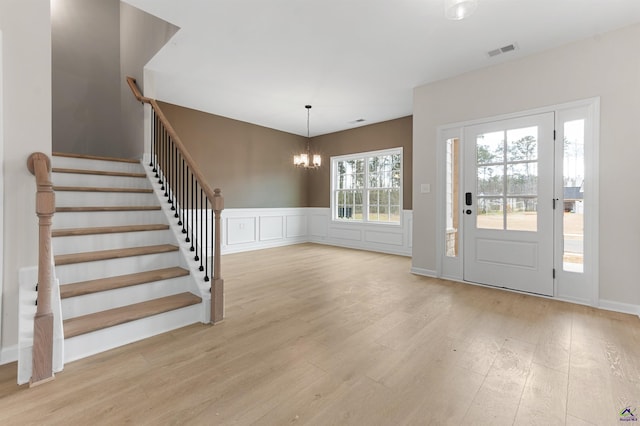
[{"xmin": 333, "ymin": 149, "xmax": 402, "ymax": 224}]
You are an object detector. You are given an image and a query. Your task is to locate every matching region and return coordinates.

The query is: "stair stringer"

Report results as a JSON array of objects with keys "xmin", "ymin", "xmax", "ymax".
[{"xmin": 141, "ymin": 160, "xmax": 212, "ymax": 324}]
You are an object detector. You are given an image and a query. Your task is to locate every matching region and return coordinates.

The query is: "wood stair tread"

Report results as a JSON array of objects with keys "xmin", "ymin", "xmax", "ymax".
[
  {"xmin": 55, "ymin": 244, "xmax": 179, "ymax": 266},
  {"xmin": 60, "ymin": 267, "xmax": 190, "ymax": 299},
  {"xmin": 56, "ymin": 206, "xmax": 160, "ymax": 212},
  {"xmin": 53, "ymin": 186, "xmax": 153, "ymax": 193},
  {"xmin": 53, "ymin": 224, "xmax": 169, "ymax": 237},
  {"xmin": 63, "ymin": 292, "xmax": 202, "ymax": 338},
  {"xmin": 53, "ymin": 152, "xmax": 140, "ymax": 164},
  {"xmin": 52, "ymin": 167, "xmax": 146, "ymax": 178}
]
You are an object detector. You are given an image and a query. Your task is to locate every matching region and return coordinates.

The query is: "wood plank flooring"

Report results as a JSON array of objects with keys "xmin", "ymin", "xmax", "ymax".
[{"xmin": 0, "ymin": 243, "xmax": 638, "ymax": 425}]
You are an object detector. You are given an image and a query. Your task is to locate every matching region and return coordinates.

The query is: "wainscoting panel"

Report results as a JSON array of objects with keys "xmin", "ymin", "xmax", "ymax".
[
  {"xmin": 307, "ymin": 208, "xmax": 413, "ymax": 256},
  {"xmin": 286, "ymin": 215, "xmax": 307, "ymax": 238},
  {"xmin": 188, "ymin": 208, "xmax": 413, "ymax": 257},
  {"xmin": 328, "ymin": 227, "xmax": 362, "ymax": 242},
  {"xmin": 221, "ymin": 208, "xmax": 308, "ymax": 254},
  {"xmin": 259, "ymin": 216, "xmax": 284, "ymax": 241},
  {"xmin": 309, "ymin": 214, "xmax": 328, "ymax": 238},
  {"xmin": 365, "ymin": 230, "xmax": 403, "ymax": 246},
  {"xmin": 226, "ymin": 217, "xmax": 257, "ymax": 246}
]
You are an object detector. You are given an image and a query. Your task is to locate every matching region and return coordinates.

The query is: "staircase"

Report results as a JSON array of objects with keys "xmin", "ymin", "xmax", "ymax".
[{"xmin": 51, "ymin": 152, "xmax": 204, "ymax": 362}]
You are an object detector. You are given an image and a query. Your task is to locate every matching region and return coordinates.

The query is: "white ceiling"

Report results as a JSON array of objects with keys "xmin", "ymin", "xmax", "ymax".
[{"xmin": 123, "ymin": 0, "xmax": 640, "ymax": 137}]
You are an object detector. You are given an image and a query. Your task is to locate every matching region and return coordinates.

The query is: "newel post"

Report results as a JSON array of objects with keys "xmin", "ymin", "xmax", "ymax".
[
  {"xmin": 211, "ymin": 188, "xmax": 224, "ymax": 324},
  {"xmin": 27, "ymin": 152, "xmax": 55, "ymax": 386}
]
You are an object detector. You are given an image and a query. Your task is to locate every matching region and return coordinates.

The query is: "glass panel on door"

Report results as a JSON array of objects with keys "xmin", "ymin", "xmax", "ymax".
[
  {"xmin": 562, "ymin": 119, "xmax": 585, "ymax": 273},
  {"xmin": 475, "ymin": 126, "xmax": 539, "ymax": 232},
  {"xmin": 445, "ymin": 138, "xmax": 460, "ymax": 257}
]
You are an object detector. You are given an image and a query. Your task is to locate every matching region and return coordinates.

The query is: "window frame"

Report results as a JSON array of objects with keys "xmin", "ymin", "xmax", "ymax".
[{"xmin": 330, "ymin": 147, "xmax": 403, "ymax": 225}]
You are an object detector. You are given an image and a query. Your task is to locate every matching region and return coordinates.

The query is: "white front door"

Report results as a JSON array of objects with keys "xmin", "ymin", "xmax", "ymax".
[{"xmin": 463, "ymin": 113, "xmax": 555, "ymax": 296}]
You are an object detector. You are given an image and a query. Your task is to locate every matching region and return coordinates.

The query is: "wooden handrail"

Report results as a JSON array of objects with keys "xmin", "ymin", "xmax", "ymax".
[
  {"xmin": 27, "ymin": 152, "xmax": 55, "ymax": 386},
  {"xmin": 126, "ymin": 77, "xmax": 218, "ymax": 204},
  {"xmin": 126, "ymin": 77, "xmax": 224, "ymax": 324},
  {"xmin": 126, "ymin": 77, "xmax": 152, "ymax": 104}
]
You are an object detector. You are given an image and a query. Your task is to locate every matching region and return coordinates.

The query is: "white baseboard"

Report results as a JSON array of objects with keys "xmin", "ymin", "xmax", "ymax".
[
  {"xmin": 222, "ymin": 237, "xmax": 307, "ymax": 254},
  {"xmin": 555, "ymin": 294, "xmax": 592, "ymax": 307},
  {"xmin": 311, "ymin": 240, "xmax": 411, "ymax": 257},
  {"xmin": 0, "ymin": 344, "xmax": 18, "ymax": 365},
  {"xmin": 599, "ymin": 299, "xmax": 640, "ymax": 318},
  {"xmin": 411, "ymin": 272, "xmax": 640, "ymax": 319}
]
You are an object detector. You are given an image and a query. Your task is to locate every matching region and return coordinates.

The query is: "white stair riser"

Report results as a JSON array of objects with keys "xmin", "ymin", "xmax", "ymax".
[
  {"xmin": 62, "ymin": 276, "xmax": 192, "ymax": 319},
  {"xmin": 53, "ymin": 230, "xmax": 174, "ymax": 255},
  {"xmin": 56, "ymin": 191, "xmax": 158, "ymax": 207},
  {"xmin": 54, "ymin": 210, "xmax": 167, "ymax": 228},
  {"xmin": 50, "ymin": 155, "xmax": 208, "ymax": 364},
  {"xmin": 53, "ymin": 172, "xmax": 151, "ymax": 189},
  {"xmin": 52, "ymin": 157, "xmax": 144, "ymax": 174},
  {"xmin": 55, "ymin": 251, "xmax": 182, "ymax": 285},
  {"xmin": 63, "ymin": 304, "xmax": 203, "ymax": 363}
]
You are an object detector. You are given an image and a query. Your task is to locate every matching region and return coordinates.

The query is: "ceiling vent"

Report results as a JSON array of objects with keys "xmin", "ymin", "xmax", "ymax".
[{"xmin": 487, "ymin": 43, "xmax": 518, "ymax": 58}]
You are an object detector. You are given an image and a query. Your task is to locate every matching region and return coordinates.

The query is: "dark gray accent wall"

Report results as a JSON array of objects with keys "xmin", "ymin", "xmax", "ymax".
[
  {"xmin": 52, "ymin": 0, "xmax": 122, "ymax": 156},
  {"xmin": 120, "ymin": 3, "xmax": 178, "ymax": 159},
  {"xmin": 157, "ymin": 102, "xmax": 309, "ymax": 208},
  {"xmin": 52, "ymin": 0, "xmax": 177, "ymax": 159}
]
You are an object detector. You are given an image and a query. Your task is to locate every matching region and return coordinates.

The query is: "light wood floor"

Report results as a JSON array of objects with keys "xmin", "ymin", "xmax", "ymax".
[{"xmin": 1, "ymin": 243, "xmax": 639, "ymax": 425}]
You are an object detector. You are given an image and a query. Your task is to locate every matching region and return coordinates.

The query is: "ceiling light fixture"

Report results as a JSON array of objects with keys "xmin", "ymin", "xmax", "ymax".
[
  {"xmin": 294, "ymin": 105, "xmax": 321, "ymax": 169},
  {"xmin": 445, "ymin": 0, "xmax": 478, "ymax": 20}
]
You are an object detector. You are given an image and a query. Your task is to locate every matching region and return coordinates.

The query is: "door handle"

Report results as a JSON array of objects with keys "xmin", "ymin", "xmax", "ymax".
[
  {"xmin": 465, "ymin": 209, "xmax": 472, "ymax": 215},
  {"xmin": 465, "ymin": 192, "xmax": 473, "ymax": 206}
]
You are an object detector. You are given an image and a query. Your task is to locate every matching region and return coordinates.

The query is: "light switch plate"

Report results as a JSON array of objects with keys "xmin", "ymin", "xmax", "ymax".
[{"xmin": 420, "ymin": 183, "xmax": 431, "ymax": 193}]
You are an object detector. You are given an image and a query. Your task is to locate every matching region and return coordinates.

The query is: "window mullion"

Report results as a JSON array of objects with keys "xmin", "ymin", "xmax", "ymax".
[{"xmin": 364, "ymin": 156, "xmax": 369, "ymax": 223}]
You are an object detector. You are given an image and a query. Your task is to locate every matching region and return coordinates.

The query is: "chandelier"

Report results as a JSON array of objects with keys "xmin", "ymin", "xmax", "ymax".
[
  {"xmin": 445, "ymin": 0, "xmax": 478, "ymax": 20},
  {"xmin": 293, "ymin": 105, "xmax": 321, "ymax": 169}
]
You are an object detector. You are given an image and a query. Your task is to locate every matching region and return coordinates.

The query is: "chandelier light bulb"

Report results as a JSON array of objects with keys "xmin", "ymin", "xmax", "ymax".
[{"xmin": 293, "ymin": 105, "xmax": 321, "ymax": 169}]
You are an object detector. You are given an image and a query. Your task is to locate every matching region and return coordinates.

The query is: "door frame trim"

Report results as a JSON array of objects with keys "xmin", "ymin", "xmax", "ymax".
[{"xmin": 435, "ymin": 98, "xmax": 599, "ymax": 306}]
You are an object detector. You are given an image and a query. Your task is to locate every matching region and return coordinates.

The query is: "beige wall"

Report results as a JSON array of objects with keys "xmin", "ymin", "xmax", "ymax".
[
  {"xmin": 412, "ymin": 23, "xmax": 640, "ymax": 306},
  {"xmin": 0, "ymin": 0, "xmax": 51, "ymax": 353},
  {"xmin": 308, "ymin": 116, "xmax": 413, "ymax": 209},
  {"xmin": 157, "ymin": 102, "xmax": 309, "ymax": 208},
  {"xmin": 153, "ymin": 104, "xmax": 411, "ymax": 210}
]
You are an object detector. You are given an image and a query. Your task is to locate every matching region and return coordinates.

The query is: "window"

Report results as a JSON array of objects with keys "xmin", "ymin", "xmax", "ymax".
[
  {"xmin": 332, "ymin": 148, "xmax": 402, "ymax": 224},
  {"xmin": 445, "ymin": 138, "xmax": 460, "ymax": 257},
  {"xmin": 561, "ymin": 118, "xmax": 585, "ymax": 273}
]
